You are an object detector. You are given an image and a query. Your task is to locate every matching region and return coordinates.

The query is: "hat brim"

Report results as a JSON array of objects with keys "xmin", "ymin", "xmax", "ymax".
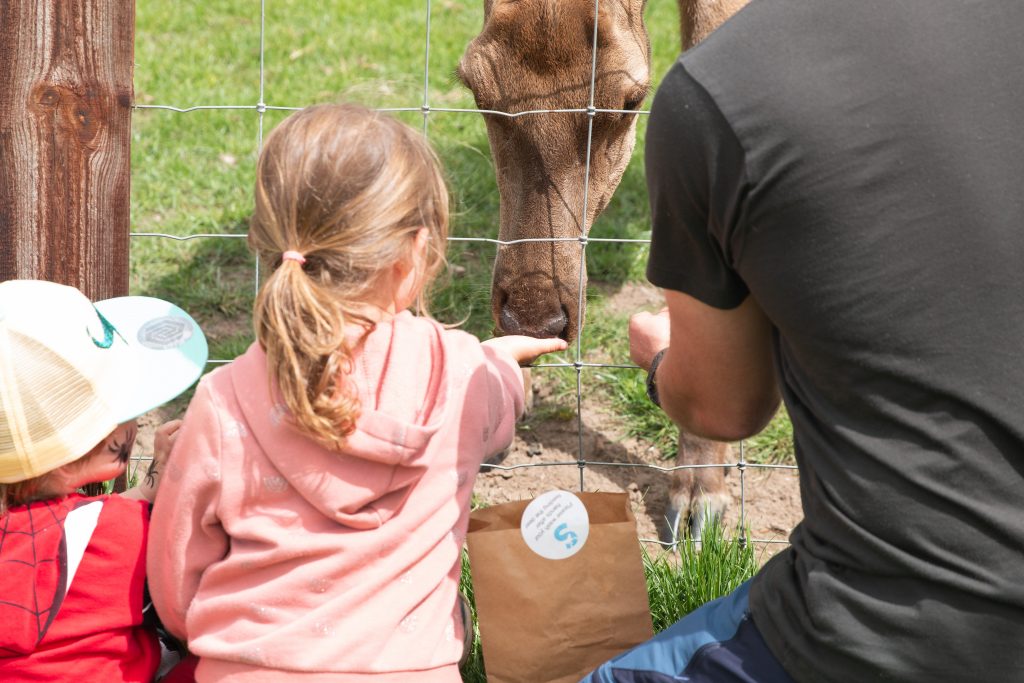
[{"xmin": 94, "ymin": 296, "xmax": 209, "ymax": 422}]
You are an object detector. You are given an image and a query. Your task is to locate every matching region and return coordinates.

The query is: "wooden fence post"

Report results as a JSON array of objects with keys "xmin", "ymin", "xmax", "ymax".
[
  {"xmin": 1, "ymin": 0, "xmax": 135, "ymax": 492},
  {"xmin": 0, "ymin": 0, "xmax": 135, "ymax": 301}
]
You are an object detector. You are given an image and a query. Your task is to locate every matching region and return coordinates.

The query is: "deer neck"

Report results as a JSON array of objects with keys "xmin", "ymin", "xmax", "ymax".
[{"xmin": 678, "ymin": 0, "xmax": 747, "ymax": 50}]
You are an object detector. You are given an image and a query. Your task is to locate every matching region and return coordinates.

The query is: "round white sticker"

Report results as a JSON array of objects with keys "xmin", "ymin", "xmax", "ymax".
[{"xmin": 520, "ymin": 490, "xmax": 589, "ymax": 560}]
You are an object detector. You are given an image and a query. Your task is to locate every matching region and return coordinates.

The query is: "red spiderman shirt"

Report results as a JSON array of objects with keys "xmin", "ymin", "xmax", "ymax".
[{"xmin": 0, "ymin": 494, "xmax": 160, "ymax": 682}]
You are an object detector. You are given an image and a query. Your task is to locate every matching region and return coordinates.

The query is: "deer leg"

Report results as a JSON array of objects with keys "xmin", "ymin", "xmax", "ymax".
[
  {"xmin": 521, "ymin": 366, "xmax": 534, "ymax": 414},
  {"xmin": 662, "ymin": 434, "xmax": 732, "ymax": 547},
  {"xmin": 661, "ymin": 464, "xmax": 694, "ymax": 548},
  {"xmin": 686, "ymin": 446, "xmax": 731, "ymax": 543}
]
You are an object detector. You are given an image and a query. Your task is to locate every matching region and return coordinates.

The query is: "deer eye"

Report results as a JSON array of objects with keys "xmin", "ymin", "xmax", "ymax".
[{"xmin": 623, "ymin": 89, "xmax": 648, "ymax": 112}]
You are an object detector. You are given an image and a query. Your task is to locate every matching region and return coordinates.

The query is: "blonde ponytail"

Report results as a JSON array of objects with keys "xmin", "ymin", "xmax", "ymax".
[
  {"xmin": 253, "ymin": 259, "xmax": 360, "ymax": 450},
  {"xmin": 249, "ymin": 102, "xmax": 450, "ymax": 450}
]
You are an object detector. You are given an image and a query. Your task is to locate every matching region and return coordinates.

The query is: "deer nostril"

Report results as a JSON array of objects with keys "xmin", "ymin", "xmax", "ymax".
[
  {"xmin": 499, "ymin": 305, "xmax": 523, "ymax": 335},
  {"xmin": 558, "ymin": 305, "xmax": 571, "ymax": 342},
  {"xmin": 539, "ymin": 307, "xmax": 570, "ymax": 340}
]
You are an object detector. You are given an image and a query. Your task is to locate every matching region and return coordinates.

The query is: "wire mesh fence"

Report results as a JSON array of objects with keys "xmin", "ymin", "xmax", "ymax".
[{"xmin": 128, "ymin": 0, "xmax": 797, "ymax": 552}]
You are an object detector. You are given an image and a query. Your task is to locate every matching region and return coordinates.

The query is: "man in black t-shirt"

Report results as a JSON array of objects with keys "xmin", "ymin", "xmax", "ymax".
[{"xmin": 583, "ymin": 1, "xmax": 1024, "ymax": 682}]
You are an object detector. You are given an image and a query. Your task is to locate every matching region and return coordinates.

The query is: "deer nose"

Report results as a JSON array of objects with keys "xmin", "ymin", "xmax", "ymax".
[{"xmin": 500, "ymin": 303, "xmax": 569, "ymax": 340}]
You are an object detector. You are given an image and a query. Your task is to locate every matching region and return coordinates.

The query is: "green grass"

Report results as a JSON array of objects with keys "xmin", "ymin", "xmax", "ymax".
[
  {"xmin": 458, "ymin": 550, "xmax": 488, "ymax": 683},
  {"xmin": 458, "ymin": 520, "xmax": 757, "ymax": 681},
  {"xmin": 644, "ymin": 521, "xmax": 758, "ymax": 631}
]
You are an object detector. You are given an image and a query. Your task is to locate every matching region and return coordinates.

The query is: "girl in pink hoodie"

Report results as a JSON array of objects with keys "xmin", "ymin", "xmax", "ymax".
[{"xmin": 147, "ymin": 103, "xmax": 566, "ymax": 682}]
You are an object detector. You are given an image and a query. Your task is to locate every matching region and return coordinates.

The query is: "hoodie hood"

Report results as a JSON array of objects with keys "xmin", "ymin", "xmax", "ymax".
[{"xmin": 231, "ymin": 312, "xmax": 451, "ymax": 529}]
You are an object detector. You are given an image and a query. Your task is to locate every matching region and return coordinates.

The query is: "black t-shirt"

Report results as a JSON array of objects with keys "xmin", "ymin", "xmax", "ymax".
[{"xmin": 646, "ymin": 0, "xmax": 1024, "ymax": 681}]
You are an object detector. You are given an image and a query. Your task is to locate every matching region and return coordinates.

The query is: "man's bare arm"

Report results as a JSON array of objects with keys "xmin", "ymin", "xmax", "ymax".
[{"xmin": 629, "ymin": 290, "xmax": 780, "ymax": 441}]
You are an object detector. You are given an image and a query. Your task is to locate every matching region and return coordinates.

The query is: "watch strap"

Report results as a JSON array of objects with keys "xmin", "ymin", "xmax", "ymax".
[{"xmin": 645, "ymin": 348, "xmax": 668, "ymax": 408}]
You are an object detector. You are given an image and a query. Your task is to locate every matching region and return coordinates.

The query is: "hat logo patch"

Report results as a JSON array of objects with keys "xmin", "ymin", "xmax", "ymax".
[
  {"xmin": 89, "ymin": 306, "xmax": 124, "ymax": 349},
  {"xmin": 137, "ymin": 316, "xmax": 193, "ymax": 350}
]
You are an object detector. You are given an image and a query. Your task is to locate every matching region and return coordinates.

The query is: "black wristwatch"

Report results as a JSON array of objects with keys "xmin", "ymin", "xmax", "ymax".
[{"xmin": 645, "ymin": 348, "xmax": 668, "ymax": 408}]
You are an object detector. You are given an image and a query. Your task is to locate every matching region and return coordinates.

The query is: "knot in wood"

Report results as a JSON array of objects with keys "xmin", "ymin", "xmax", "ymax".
[{"xmin": 38, "ymin": 88, "xmax": 61, "ymax": 107}]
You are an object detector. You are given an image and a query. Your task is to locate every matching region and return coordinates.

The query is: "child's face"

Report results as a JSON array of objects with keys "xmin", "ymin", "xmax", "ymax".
[{"xmin": 59, "ymin": 420, "xmax": 139, "ymax": 491}]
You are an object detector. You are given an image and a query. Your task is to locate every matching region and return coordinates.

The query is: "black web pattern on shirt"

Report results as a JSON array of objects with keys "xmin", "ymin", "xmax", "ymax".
[{"xmin": 0, "ymin": 499, "xmax": 70, "ymax": 655}]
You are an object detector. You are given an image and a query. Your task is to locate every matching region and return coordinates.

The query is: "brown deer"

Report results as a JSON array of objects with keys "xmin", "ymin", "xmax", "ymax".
[{"xmin": 458, "ymin": 0, "xmax": 748, "ymax": 544}]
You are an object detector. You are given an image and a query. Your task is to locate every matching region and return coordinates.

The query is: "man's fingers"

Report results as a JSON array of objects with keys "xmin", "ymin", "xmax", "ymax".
[{"xmin": 628, "ymin": 308, "xmax": 672, "ymax": 370}]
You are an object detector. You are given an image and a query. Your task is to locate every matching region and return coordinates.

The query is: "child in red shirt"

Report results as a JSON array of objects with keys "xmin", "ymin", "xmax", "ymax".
[{"xmin": 0, "ymin": 280, "xmax": 208, "ymax": 682}]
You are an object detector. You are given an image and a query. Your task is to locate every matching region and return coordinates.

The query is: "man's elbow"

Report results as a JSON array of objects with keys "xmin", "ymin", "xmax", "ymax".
[{"xmin": 662, "ymin": 392, "xmax": 780, "ymax": 443}]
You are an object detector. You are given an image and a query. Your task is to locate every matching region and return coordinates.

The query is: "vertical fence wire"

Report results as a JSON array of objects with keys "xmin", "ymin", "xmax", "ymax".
[
  {"xmin": 254, "ymin": 0, "xmax": 268, "ymax": 297},
  {"xmin": 572, "ymin": 0, "xmax": 605, "ymax": 493},
  {"xmin": 128, "ymin": 0, "xmax": 795, "ymax": 552}
]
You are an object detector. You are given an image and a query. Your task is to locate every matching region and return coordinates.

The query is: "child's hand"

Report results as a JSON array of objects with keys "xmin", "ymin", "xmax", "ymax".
[
  {"xmin": 482, "ymin": 335, "xmax": 568, "ymax": 365},
  {"xmin": 137, "ymin": 419, "xmax": 182, "ymax": 502},
  {"xmin": 153, "ymin": 419, "xmax": 183, "ymax": 466}
]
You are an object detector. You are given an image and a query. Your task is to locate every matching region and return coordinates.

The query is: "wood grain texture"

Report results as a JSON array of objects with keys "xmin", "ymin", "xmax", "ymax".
[{"xmin": 0, "ymin": 0, "xmax": 134, "ymax": 301}]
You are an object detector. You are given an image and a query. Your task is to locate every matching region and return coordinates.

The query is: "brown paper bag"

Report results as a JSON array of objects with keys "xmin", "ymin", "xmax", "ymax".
[{"xmin": 466, "ymin": 492, "xmax": 653, "ymax": 683}]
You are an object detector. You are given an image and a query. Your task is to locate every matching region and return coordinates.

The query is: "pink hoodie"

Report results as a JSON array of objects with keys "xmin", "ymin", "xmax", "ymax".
[{"xmin": 147, "ymin": 311, "xmax": 524, "ymax": 682}]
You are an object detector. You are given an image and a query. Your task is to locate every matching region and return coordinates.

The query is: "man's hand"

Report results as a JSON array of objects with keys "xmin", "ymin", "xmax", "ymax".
[
  {"xmin": 481, "ymin": 335, "xmax": 568, "ymax": 366},
  {"xmin": 629, "ymin": 308, "xmax": 671, "ymax": 371}
]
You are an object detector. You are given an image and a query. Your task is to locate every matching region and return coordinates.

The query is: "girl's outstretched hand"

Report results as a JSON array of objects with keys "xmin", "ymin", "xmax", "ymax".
[{"xmin": 482, "ymin": 335, "xmax": 568, "ymax": 365}]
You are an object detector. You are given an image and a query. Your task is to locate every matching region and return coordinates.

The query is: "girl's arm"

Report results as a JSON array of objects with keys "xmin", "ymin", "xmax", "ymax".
[{"xmin": 146, "ymin": 381, "xmax": 229, "ymax": 641}]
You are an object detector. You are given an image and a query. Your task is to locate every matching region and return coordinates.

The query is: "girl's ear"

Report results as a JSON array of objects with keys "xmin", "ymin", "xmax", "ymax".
[
  {"xmin": 412, "ymin": 226, "xmax": 430, "ymax": 264},
  {"xmin": 396, "ymin": 227, "xmax": 431, "ymax": 277},
  {"xmin": 388, "ymin": 227, "xmax": 433, "ymax": 313}
]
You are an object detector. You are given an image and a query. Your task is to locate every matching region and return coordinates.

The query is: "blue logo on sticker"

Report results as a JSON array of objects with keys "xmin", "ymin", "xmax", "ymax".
[{"xmin": 554, "ymin": 523, "xmax": 579, "ymax": 549}]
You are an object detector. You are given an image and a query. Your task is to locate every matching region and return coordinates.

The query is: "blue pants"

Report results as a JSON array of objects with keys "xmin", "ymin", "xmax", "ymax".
[{"xmin": 580, "ymin": 580, "xmax": 795, "ymax": 683}]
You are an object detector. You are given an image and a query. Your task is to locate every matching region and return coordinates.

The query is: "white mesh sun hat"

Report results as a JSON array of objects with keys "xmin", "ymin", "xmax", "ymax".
[{"xmin": 0, "ymin": 280, "xmax": 208, "ymax": 483}]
